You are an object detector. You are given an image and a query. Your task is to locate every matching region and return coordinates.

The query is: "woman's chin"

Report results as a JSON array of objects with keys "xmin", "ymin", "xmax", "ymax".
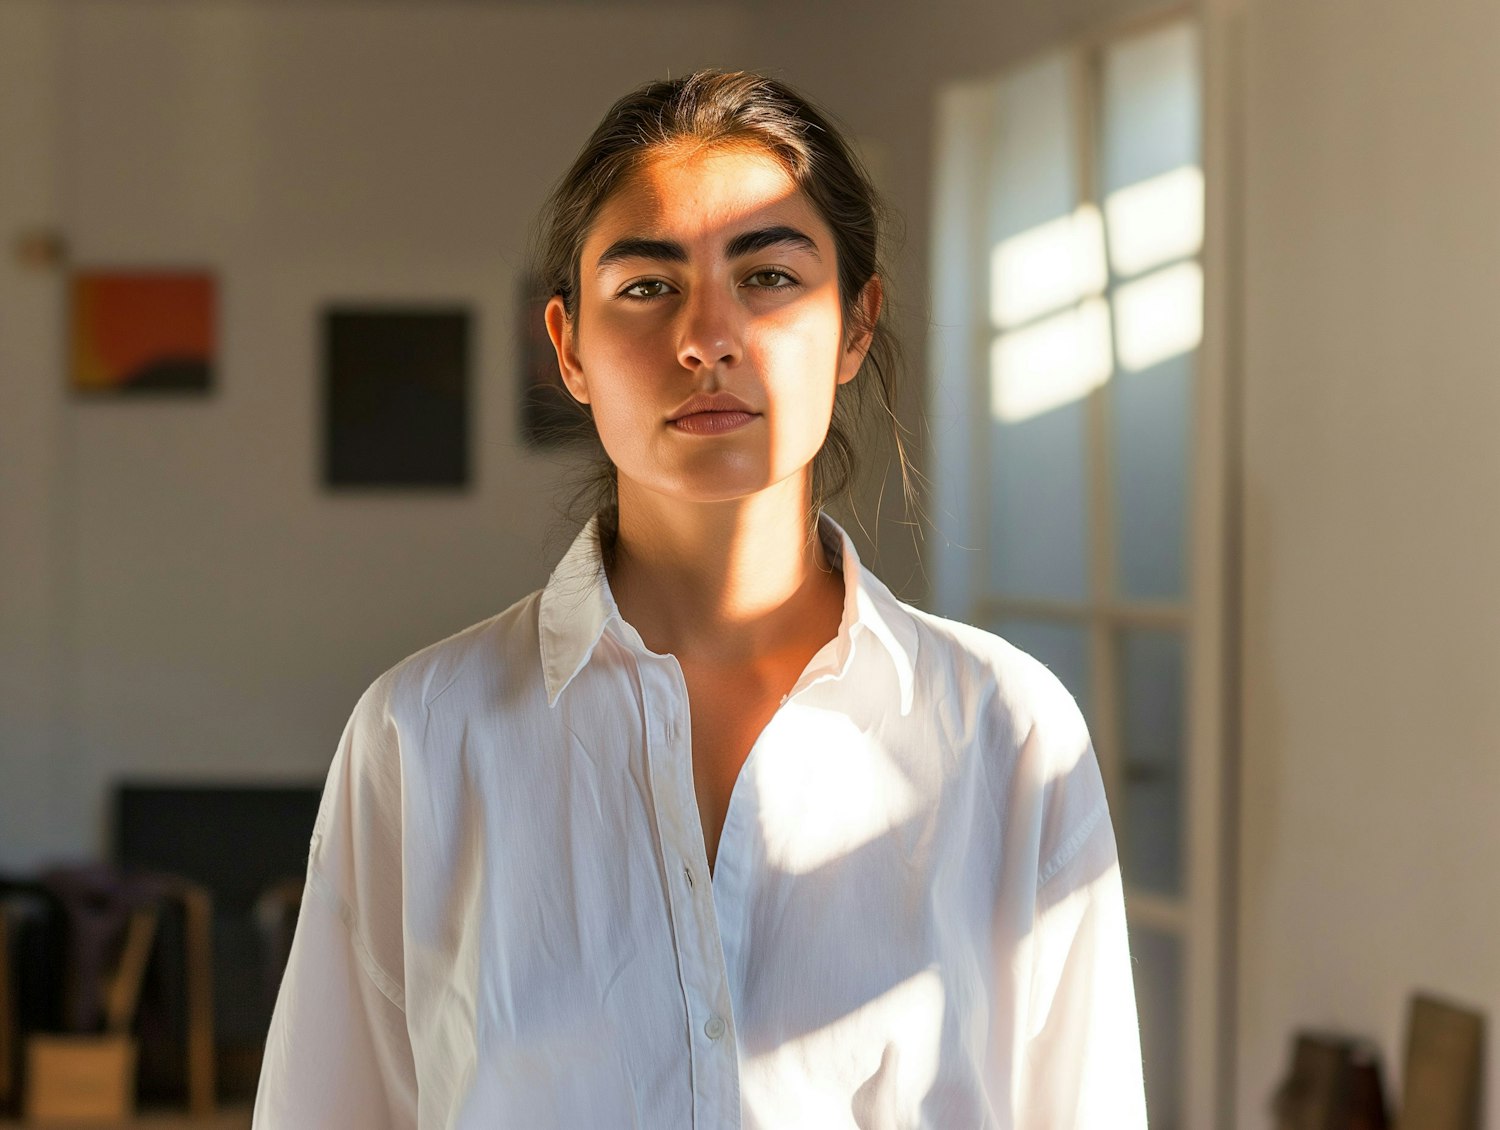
[
  {"xmin": 619, "ymin": 468, "xmax": 803, "ymax": 508},
  {"xmin": 664, "ymin": 479, "xmax": 777, "ymax": 505}
]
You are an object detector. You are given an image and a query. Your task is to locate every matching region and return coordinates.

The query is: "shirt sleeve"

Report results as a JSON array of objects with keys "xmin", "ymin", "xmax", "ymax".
[
  {"xmin": 1017, "ymin": 773, "xmax": 1148, "ymax": 1128},
  {"xmin": 253, "ymin": 682, "xmax": 419, "ymax": 1129}
]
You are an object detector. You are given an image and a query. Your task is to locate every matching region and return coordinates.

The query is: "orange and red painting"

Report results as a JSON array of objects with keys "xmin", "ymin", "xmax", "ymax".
[{"xmin": 71, "ymin": 270, "xmax": 215, "ymax": 393}]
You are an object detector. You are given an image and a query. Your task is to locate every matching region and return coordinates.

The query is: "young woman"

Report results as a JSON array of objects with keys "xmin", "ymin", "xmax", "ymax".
[{"xmin": 255, "ymin": 71, "xmax": 1146, "ymax": 1129}]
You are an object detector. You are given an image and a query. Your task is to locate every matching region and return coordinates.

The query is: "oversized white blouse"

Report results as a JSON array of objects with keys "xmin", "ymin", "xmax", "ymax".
[{"xmin": 253, "ymin": 515, "xmax": 1147, "ymax": 1129}]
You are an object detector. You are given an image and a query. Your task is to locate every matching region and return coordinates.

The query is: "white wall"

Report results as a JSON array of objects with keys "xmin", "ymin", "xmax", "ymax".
[
  {"xmin": 0, "ymin": 0, "xmax": 750, "ymax": 868},
  {"xmin": 0, "ymin": 2, "xmax": 70, "ymax": 866},
  {"xmin": 1237, "ymin": 0, "xmax": 1500, "ymax": 1122}
]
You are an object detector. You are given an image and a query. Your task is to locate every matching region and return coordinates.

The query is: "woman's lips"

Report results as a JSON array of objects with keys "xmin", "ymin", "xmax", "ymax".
[{"xmin": 669, "ymin": 410, "xmax": 759, "ymax": 435}]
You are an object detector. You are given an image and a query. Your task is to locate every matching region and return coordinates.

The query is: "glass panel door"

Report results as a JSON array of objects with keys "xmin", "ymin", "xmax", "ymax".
[{"xmin": 930, "ymin": 15, "xmax": 1212, "ymax": 1127}]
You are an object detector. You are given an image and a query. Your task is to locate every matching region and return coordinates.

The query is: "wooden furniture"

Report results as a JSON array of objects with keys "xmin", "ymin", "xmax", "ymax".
[
  {"xmin": 0, "ymin": 883, "xmax": 65, "ymax": 1119},
  {"xmin": 1271, "ymin": 1031, "xmax": 1390, "ymax": 1130},
  {"xmin": 175, "ymin": 883, "xmax": 216, "ymax": 1120},
  {"xmin": 24, "ymin": 1034, "xmax": 137, "ymax": 1123},
  {"xmin": 17, "ymin": 870, "xmax": 216, "ymax": 1123},
  {"xmin": 1396, "ymin": 994, "xmax": 1484, "ymax": 1130},
  {"xmin": 24, "ymin": 907, "xmax": 158, "ymax": 1123},
  {"xmin": 0, "ymin": 909, "xmax": 13, "ymax": 1112},
  {"xmin": 115, "ymin": 782, "xmax": 320, "ymax": 1101}
]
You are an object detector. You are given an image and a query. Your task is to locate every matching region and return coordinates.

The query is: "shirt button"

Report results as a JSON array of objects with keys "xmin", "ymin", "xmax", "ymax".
[
  {"xmin": 683, "ymin": 865, "xmax": 695, "ymax": 890},
  {"xmin": 704, "ymin": 1015, "xmax": 726, "ymax": 1040}
]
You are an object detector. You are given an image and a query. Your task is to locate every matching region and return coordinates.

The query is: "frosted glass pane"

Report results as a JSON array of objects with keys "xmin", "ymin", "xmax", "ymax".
[
  {"xmin": 1112, "ymin": 261, "xmax": 1202, "ymax": 374},
  {"xmin": 987, "ymin": 52, "xmax": 1079, "ymax": 252},
  {"xmin": 987, "ymin": 52, "xmax": 1091, "ymax": 328},
  {"xmin": 982, "ymin": 50, "xmax": 1091, "ymax": 602},
  {"xmin": 1101, "ymin": 23, "xmax": 1201, "ymax": 197},
  {"xmin": 1101, "ymin": 23, "xmax": 1202, "ymax": 278},
  {"xmin": 1112, "ymin": 348, "xmax": 1192, "ymax": 601},
  {"xmin": 1119, "ymin": 630, "xmax": 1184, "ymax": 895},
  {"xmin": 1104, "ymin": 166, "xmax": 1203, "ymax": 278},
  {"xmin": 990, "ymin": 204, "xmax": 1106, "ymax": 329},
  {"xmin": 987, "ymin": 393, "xmax": 1089, "ymax": 601},
  {"xmin": 992, "ymin": 618, "xmax": 1091, "ymax": 720},
  {"xmin": 990, "ymin": 298, "xmax": 1112, "ymax": 422},
  {"xmin": 1101, "ymin": 19, "xmax": 1201, "ymax": 603},
  {"xmin": 1131, "ymin": 926, "xmax": 1183, "ymax": 1130}
]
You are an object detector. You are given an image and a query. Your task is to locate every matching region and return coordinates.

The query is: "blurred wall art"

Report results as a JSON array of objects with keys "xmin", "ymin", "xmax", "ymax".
[
  {"xmin": 321, "ymin": 305, "xmax": 471, "ymax": 489},
  {"xmin": 70, "ymin": 270, "xmax": 216, "ymax": 395}
]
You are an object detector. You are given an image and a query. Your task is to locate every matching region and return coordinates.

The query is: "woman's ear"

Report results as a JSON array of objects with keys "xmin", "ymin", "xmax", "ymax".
[
  {"xmin": 837, "ymin": 275, "xmax": 884, "ymax": 386},
  {"xmin": 545, "ymin": 295, "xmax": 589, "ymax": 404}
]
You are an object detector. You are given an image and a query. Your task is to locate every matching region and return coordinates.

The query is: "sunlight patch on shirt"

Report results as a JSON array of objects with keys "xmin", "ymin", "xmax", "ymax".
[
  {"xmin": 742, "ymin": 967, "xmax": 946, "ymax": 1129},
  {"xmin": 850, "ymin": 966, "xmax": 945, "ymax": 1117},
  {"xmin": 752, "ymin": 705, "xmax": 920, "ymax": 878}
]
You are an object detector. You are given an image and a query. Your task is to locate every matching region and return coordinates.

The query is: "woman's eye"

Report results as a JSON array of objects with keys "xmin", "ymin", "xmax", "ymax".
[
  {"xmin": 623, "ymin": 280, "xmax": 670, "ymax": 299},
  {"xmin": 746, "ymin": 270, "xmax": 796, "ymax": 289}
]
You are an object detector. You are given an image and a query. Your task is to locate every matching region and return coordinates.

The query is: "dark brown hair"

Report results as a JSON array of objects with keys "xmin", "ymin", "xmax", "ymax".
[{"xmin": 532, "ymin": 69, "xmax": 910, "ymax": 534}]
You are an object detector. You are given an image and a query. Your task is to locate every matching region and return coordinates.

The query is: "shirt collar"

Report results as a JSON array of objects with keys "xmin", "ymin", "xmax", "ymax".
[{"xmin": 537, "ymin": 512, "xmax": 917, "ymax": 713}]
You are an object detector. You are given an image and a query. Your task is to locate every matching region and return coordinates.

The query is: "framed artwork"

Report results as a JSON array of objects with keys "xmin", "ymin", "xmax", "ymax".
[
  {"xmin": 322, "ymin": 306, "xmax": 470, "ymax": 488},
  {"xmin": 518, "ymin": 274, "xmax": 592, "ymax": 448},
  {"xmin": 70, "ymin": 270, "xmax": 215, "ymax": 394}
]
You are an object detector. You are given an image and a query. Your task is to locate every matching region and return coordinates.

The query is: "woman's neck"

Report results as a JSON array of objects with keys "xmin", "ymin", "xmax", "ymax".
[{"xmin": 605, "ymin": 473, "xmax": 843, "ymax": 665}]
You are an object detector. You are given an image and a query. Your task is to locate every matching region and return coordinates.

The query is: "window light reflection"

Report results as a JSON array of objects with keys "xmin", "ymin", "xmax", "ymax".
[
  {"xmin": 989, "ymin": 298, "xmax": 1113, "ymax": 423},
  {"xmin": 1103, "ymin": 165, "xmax": 1205, "ymax": 278},
  {"xmin": 1112, "ymin": 261, "xmax": 1202, "ymax": 372},
  {"xmin": 989, "ymin": 204, "xmax": 1106, "ymax": 331}
]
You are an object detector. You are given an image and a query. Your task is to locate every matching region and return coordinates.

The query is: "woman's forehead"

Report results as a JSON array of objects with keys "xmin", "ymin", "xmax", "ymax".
[{"xmin": 585, "ymin": 144, "xmax": 828, "ymax": 256}]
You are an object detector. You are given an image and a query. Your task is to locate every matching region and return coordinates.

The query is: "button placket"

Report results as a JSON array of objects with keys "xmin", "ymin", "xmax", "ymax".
[{"xmin": 639, "ymin": 653, "xmax": 741, "ymax": 1123}]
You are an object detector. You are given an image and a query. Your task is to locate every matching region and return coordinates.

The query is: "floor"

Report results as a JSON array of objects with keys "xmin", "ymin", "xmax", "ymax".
[{"xmin": 0, "ymin": 1104, "xmax": 251, "ymax": 1129}]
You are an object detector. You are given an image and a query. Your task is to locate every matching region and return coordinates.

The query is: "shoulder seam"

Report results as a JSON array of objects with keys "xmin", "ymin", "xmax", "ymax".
[
  {"xmin": 420, "ymin": 606, "xmax": 519, "ymax": 709},
  {"xmin": 305, "ymin": 861, "xmax": 407, "ymax": 1014},
  {"xmin": 1036, "ymin": 796, "xmax": 1108, "ymax": 890}
]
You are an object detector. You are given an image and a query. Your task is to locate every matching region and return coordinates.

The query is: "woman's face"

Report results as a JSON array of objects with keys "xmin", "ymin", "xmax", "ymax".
[{"xmin": 546, "ymin": 143, "xmax": 878, "ymax": 506}]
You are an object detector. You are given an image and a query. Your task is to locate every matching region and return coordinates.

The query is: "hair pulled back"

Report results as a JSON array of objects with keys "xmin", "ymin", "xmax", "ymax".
[{"xmin": 532, "ymin": 69, "xmax": 908, "ymax": 531}]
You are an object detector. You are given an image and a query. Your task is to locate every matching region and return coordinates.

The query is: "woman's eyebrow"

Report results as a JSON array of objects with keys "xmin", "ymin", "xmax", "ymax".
[
  {"xmin": 725, "ymin": 225, "xmax": 821, "ymax": 261},
  {"xmin": 595, "ymin": 226, "xmax": 822, "ymax": 274},
  {"xmin": 595, "ymin": 237, "xmax": 688, "ymax": 272}
]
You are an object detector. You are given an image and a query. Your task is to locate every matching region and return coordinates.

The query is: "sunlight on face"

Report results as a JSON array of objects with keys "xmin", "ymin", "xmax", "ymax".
[{"xmin": 548, "ymin": 144, "xmax": 866, "ymax": 506}]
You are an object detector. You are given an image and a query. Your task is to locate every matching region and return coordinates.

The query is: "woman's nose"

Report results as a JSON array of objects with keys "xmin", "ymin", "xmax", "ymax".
[{"xmin": 676, "ymin": 289, "xmax": 743, "ymax": 371}]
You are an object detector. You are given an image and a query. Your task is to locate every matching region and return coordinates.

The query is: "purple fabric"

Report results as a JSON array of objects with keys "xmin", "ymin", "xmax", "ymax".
[{"xmin": 38, "ymin": 862, "xmax": 179, "ymax": 1033}]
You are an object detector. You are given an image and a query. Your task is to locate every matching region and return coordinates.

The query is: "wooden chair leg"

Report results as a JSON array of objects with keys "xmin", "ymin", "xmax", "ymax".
[
  {"xmin": 0, "ymin": 908, "xmax": 13, "ymax": 1110},
  {"xmin": 182, "ymin": 889, "xmax": 217, "ymax": 1118},
  {"xmin": 102, "ymin": 907, "xmax": 158, "ymax": 1036}
]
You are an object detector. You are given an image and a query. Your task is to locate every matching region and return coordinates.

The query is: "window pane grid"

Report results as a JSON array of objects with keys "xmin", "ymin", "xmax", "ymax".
[
  {"xmin": 977, "ymin": 34, "xmax": 1198, "ymax": 888},
  {"xmin": 967, "ymin": 16, "xmax": 1203, "ymax": 1126}
]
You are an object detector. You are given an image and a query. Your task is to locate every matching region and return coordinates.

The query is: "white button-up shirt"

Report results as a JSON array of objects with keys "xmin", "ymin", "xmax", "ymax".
[{"xmin": 254, "ymin": 515, "xmax": 1146, "ymax": 1129}]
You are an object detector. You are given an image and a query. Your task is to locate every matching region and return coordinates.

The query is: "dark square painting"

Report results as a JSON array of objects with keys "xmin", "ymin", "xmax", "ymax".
[{"xmin": 322, "ymin": 306, "xmax": 470, "ymax": 488}]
